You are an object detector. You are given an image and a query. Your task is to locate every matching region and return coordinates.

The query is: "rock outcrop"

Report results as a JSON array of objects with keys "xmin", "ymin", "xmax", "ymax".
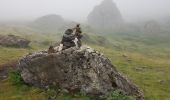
[
  {"xmin": 0, "ymin": 35, "xmax": 30, "ymax": 47},
  {"xmin": 142, "ymin": 20, "xmax": 161, "ymax": 34},
  {"xmin": 17, "ymin": 46, "xmax": 144, "ymax": 100},
  {"xmin": 87, "ymin": 0, "xmax": 124, "ymax": 30}
]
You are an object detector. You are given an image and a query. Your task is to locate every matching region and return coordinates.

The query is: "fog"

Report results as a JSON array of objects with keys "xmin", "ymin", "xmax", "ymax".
[{"xmin": 0, "ymin": 0, "xmax": 170, "ymax": 22}]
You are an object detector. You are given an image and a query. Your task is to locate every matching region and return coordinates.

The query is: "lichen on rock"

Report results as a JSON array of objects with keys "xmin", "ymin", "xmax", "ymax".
[{"xmin": 17, "ymin": 46, "xmax": 144, "ymax": 100}]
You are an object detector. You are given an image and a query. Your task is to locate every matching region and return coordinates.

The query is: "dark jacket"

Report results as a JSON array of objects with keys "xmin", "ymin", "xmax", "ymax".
[{"xmin": 61, "ymin": 29, "xmax": 75, "ymax": 49}]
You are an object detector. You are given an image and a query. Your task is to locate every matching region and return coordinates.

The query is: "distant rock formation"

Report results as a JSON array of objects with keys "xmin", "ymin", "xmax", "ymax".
[
  {"xmin": 18, "ymin": 46, "xmax": 144, "ymax": 100},
  {"xmin": 142, "ymin": 20, "xmax": 161, "ymax": 34},
  {"xmin": 31, "ymin": 14, "xmax": 65, "ymax": 33},
  {"xmin": 87, "ymin": 0, "xmax": 124, "ymax": 30},
  {"xmin": 0, "ymin": 35, "xmax": 30, "ymax": 47}
]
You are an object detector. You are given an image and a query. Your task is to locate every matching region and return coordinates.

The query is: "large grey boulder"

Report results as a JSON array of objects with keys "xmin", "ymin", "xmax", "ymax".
[
  {"xmin": 18, "ymin": 46, "xmax": 144, "ymax": 100},
  {"xmin": 0, "ymin": 35, "xmax": 30, "ymax": 48}
]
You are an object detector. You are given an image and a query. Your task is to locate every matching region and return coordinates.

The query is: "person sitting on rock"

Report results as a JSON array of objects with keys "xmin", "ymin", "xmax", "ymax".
[
  {"xmin": 73, "ymin": 24, "xmax": 83, "ymax": 48},
  {"xmin": 61, "ymin": 29, "xmax": 76, "ymax": 50}
]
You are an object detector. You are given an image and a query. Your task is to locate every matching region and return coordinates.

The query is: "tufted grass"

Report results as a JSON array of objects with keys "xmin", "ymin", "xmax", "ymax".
[
  {"xmin": 0, "ymin": 27, "xmax": 170, "ymax": 99},
  {"xmin": 0, "ymin": 79, "xmax": 47, "ymax": 100},
  {"xmin": 0, "ymin": 47, "xmax": 28, "ymax": 66},
  {"xmin": 1, "ymin": 44, "xmax": 170, "ymax": 100},
  {"xmin": 91, "ymin": 44, "xmax": 170, "ymax": 100}
]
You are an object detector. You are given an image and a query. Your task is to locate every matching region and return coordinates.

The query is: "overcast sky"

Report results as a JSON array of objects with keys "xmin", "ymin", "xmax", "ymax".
[{"xmin": 0, "ymin": 0, "xmax": 170, "ymax": 22}]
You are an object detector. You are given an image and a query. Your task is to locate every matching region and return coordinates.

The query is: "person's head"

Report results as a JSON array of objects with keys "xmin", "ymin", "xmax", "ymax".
[
  {"xmin": 65, "ymin": 29, "xmax": 73, "ymax": 35},
  {"xmin": 76, "ymin": 24, "xmax": 80, "ymax": 27}
]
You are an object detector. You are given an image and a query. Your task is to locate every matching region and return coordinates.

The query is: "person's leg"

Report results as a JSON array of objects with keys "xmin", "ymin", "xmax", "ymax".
[{"xmin": 78, "ymin": 39, "xmax": 82, "ymax": 48}]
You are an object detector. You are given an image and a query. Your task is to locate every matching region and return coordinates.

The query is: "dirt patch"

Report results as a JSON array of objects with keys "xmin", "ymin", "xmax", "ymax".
[{"xmin": 0, "ymin": 60, "xmax": 17, "ymax": 80}]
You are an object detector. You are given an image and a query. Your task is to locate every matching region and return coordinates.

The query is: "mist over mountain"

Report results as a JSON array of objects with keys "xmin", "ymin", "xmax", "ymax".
[
  {"xmin": 29, "ymin": 14, "xmax": 82, "ymax": 33},
  {"xmin": 30, "ymin": 14, "xmax": 65, "ymax": 33},
  {"xmin": 0, "ymin": 0, "xmax": 170, "ymax": 23},
  {"xmin": 0, "ymin": 0, "xmax": 169, "ymax": 34},
  {"xmin": 87, "ymin": 0, "xmax": 124, "ymax": 30}
]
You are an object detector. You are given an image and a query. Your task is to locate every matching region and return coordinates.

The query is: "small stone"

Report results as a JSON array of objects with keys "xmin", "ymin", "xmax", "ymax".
[
  {"xmin": 158, "ymin": 80, "xmax": 167, "ymax": 84},
  {"xmin": 61, "ymin": 89, "xmax": 69, "ymax": 94}
]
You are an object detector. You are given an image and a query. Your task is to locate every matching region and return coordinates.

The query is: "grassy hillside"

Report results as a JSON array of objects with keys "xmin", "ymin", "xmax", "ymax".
[
  {"xmin": 0, "ymin": 25, "xmax": 170, "ymax": 100},
  {"xmin": 93, "ymin": 32, "xmax": 170, "ymax": 100},
  {"xmin": 92, "ymin": 45, "xmax": 170, "ymax": 100}
]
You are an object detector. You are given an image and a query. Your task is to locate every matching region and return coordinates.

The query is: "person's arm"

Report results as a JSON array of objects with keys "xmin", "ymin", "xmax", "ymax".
[
  {"xmin": 72, "ymin": 27, "xmax": 77, "ymax": 31},
  {"xmin": 79, "ymin": 28, "xmax": 82, "ymax": 33}
]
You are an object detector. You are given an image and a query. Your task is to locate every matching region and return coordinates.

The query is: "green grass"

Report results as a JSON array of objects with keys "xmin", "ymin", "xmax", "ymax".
[
  {"xmin": 0, "ymin": 26, "xmax": 170, "ymax": 100},
  {"xmin": 0, "ymin": 79, "xmax": 47, "ymax": 100},
  {"xmin": 0, "ymin": 47, "xmax": 28, "ymax": 65},
  {"xmin": 107, "ymin": 89, "xmax": 135, "ymax": 100},
  {"xmin": 0, "ymin": 78, "xmax": 91, "ymax": 100},
  {"xmin": 91, "ymin": 44, "xmax": 170, "ymax": 100}
]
